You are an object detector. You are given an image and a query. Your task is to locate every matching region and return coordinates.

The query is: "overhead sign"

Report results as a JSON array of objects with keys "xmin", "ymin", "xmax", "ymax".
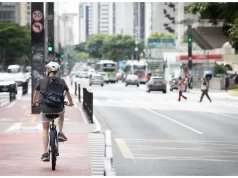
[
  {"xmin": 32, "ymin": 10, "xmax": 43, "ymax": 21},
  {"xmin": 32, "ymin": 22, "xmax": 43, "ymax": 33}
]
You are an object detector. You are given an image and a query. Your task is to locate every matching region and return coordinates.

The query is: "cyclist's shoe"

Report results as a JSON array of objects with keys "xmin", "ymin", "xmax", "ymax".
[
  {"xmin": 58, "ymin": 132, "xmax": 67, "ymax": 141},
  {"xmin": 41, "ymin": 153, "xmax": 50, "ymax": 162}
]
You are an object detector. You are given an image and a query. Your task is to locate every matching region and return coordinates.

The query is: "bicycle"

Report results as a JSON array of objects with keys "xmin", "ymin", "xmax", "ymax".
[{"xmin": 33, "ymin": 101, "xmax": 70, "ymax": 171}]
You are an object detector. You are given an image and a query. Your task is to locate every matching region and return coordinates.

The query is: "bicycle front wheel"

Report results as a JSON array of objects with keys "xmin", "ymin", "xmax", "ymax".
[{"xmin": 50, "ymin": 131, "xmax": 56, "ymax": 170}]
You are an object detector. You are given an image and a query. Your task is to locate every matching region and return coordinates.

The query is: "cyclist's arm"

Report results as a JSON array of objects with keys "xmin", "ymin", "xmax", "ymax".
[
  {"xmin": 33, "ymin": 90, "xmax": 40, "ymax": 104},
  {"xmin": 33, "ymin": 79, "xmax": 40, "ymax": 104},
  {"xmin": 65, "ymin": 91, "xmax": 73, "ymax": 106}
]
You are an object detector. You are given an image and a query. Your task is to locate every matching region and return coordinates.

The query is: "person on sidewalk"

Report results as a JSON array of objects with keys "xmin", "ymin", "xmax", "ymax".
[
  {"xmin": 178, "ymin": 77, "xmax": 187, "ymax": 102},
  {"xmin": 199, "ymin": 77, "xmax": 212, "ymax": 103},
  {"xmin": 225, "ymin": 73, "xmax": 230, "ymax": 92},
  {"xmin": 32, "ymin": 62, "xmax": 74, "ymax": 162}
]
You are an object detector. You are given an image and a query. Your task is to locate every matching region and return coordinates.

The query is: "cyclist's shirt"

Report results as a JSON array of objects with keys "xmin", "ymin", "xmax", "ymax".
[{"xmin": 34, "ymin": 76, "xmax": 69, "ymax": 113}]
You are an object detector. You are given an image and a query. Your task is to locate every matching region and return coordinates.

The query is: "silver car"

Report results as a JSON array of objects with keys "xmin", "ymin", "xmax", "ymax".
[
  {"xmin": 146, "ymin": 76, "xmax": 167, "ymax": 93},
  {"xmin": 125, "ymin": 74, "xmax": 139, "ymax": 87},
  {"xmin": 89, "ymin": 74, "xmax": 104, "ymax": 87}
]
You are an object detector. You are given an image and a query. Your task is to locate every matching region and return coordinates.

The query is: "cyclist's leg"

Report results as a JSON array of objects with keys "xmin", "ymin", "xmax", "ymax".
[
  {"xmin": 57, "ymin": 109, "xmax": 67, "ymax": 141},
  {"xmin": 41, "ymin": 112, "xmax": 50, "ymax": 161}
]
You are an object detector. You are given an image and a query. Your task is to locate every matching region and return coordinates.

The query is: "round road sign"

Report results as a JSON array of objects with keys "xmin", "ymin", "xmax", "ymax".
[
  {"xmin": 32, "ymin": 10, "xmax": 43, "ymax": 21},
  {"xmin": 32, "ymin": 22, "xmax": 44, "ymax": 33}
]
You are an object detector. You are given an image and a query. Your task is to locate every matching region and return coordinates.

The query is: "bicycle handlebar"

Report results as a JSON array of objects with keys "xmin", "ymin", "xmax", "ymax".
[{"xmin": 32, "ymin": 101, "xmax": 73, "ymax": 107}]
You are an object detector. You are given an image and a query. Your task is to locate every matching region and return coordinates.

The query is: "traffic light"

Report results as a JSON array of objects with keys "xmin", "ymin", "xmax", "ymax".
[
  {"xmin": 48, "ymin": 46, "xmax": 53, "ymax": 52},
  {"xmin": 61, "ymin": 54, "xmax": 64, "ymax": 58},
  {"xmin": 125, "ymin": 55, "xmax": 128, "ymax": 59},
  {"xmin": 188, "ymin": 37, "xmax": 192, "ymax": 42}
]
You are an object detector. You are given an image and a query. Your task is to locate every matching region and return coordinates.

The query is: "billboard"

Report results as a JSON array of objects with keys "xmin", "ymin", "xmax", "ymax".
[{"xmin": 148, "ymin": 38, "xmax": 176, "ymax": 49}]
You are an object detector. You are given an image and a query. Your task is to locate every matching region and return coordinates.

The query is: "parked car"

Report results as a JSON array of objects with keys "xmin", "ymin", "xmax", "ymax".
[
  {"xmin": 125, "ymin": 74, "xmax": 139, "ymax": 87},
  {"xmin": 0, "ymin": 73, "xmax": 18, "ymax": 94},
  {"xmin": 89, "ymin": 74, "xmax": 104, "ymax": 86},
  {"xmin": 7, "ymin": 65, "xmax": 28, "ymax": 86},
  {"xmin": 98, "ymin": 72, "xmax": 109, "ymax": 83},
  {"xmin": 146, "ymin": 76, "xmax": 167, "ymax": 93}
]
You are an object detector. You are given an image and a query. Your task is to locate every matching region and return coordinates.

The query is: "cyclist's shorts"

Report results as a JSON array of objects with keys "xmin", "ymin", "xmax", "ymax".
[{"xmin": 40, "ymin": 109, "xmax": 65, "ymax": 122}]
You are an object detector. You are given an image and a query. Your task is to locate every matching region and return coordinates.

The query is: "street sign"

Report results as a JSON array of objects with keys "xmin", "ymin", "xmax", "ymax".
[
  {"xmin": 32, "ymin": 10, "xmax": 43, "ymax": 21},
  {"xmin": 32, "ymin": 22, "xmax": 43, "ymax": 33}
]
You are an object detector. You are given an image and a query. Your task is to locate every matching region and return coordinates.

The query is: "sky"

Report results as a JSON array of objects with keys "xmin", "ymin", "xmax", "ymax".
[{"xmin": 57, "ymin": 2, "xmax": 80, "ymax": 45}]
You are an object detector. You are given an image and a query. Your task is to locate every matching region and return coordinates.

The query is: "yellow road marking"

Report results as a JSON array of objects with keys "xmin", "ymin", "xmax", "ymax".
[{"xmin": 115, "ymin": 138, "xmax": 134, "ymax": 159}]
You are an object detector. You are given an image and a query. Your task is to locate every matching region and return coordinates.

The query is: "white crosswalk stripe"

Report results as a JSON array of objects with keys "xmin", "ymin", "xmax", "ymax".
[{"xmin": 88, "ymin": 133, "xmax": 105, "ymax": 176}]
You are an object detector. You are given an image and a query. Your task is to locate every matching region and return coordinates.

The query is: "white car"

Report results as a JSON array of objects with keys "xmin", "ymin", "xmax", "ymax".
[
  {"xmin": 0, "ymin": 73, "xmax": 18, "ymax": 94},
  {"xmin": 8, "ymin": 65, "xmax": 28, "ymax": 86},
  {"xmin": 98, "ymin": 72, "xmax": 109, "ymax": 83}
]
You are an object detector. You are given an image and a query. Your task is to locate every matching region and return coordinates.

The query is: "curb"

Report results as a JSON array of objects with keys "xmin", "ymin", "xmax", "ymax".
[
  {"xmin": 104, "ymin": 130, "xmax": 116, "ymax": 176},
  {"xmin": 92, "ymin": 114, "xmax": 102, "ymax": 133}
]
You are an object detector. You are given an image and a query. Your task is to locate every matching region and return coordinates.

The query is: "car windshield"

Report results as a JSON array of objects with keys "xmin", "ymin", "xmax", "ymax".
[
  {"xmin": 152, "ymin": 78, "xmax": 164, "ymax": 82},
  {"xmin": 8, "ymin": 68, "xmax": 20, "ymax": 73},
  {"xmin": 92, "ymin": 76, "xmax": 102, "ymax": 79},
  {"xmin": 128, "ymin": 75, "xmax": 138, "ymax": 80}
]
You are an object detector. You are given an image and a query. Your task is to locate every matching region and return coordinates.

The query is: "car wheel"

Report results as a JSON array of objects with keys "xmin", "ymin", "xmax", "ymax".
[
  {"xmin": 163, "ymin": 90, "xmax": 166, "ymax": 94},
  {"xmin": 170, "ymin": 88, "xmax": 173, "ymax": 91},
  {"xmin": 137, "ymin": 84, "xmax": 139, "ymax": 87},
  {"xmin": 125, "ymin": 84, "xmax": 128, "ymax": 87},
  {"xmin": 89, "ymin": 84, "xmax": 92, "ymax": 86},
  {"xmin": 101, "ymin": 84, "xmax": 104, "ymax": 87}
]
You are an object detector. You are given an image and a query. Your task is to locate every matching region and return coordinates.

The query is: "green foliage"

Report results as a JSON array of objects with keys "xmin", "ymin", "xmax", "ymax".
[
  {"xmin": 213, "ymin": 64, "xmax": 227, "ymax": 75},
  {"xmin": 149, "ymin": 33, "xmax": 175, "ymax": 39},
  {"xmin": 185, "ymin": 2, "xmax": 238, "ymax": 50},
  {"xmin": 79, "ymin": 34, "xmax": 144, "ymax": 62},
  {"xmin": 75, "ymin": 52, "xmax": 89, "ymax": 60},
  {"xmin": 0, "ymin": 23, "xmax": 30, "ymax": 66},
  {"xmin": 74, "ymin": 42, "xmax": 87, "ymax": 53},
  {"xmin": 85, "ymin": 34, "xmax": 107, "ymax": 59}
]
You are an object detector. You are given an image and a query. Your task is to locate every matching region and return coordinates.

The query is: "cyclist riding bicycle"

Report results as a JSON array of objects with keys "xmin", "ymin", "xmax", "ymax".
[{"xmin": 32, "ymin": 62, "xmax": 74, "ymax": 162}]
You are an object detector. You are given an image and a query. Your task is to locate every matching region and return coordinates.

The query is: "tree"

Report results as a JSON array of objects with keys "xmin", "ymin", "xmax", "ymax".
[
  {"xmin": 86, "ymin": 34, "xmax": 107, "ymax": 59},
  {"xmin": 75, "ymin": 52, "xmax": 89, "ymax": 60},
  {"xmin": 74, "ymin": 42, "xmax": 87, "ymax": 53},
  {"xmin": 185, "ymin": 2, "xmax": 238, "ymax": 51},
  {"xmin": 0, "ymin": 23, "xmax": 31, "ymax": 67},
  {"xmin": 101, "ymin": 34, "xmax": 144, "ymax": 61}
]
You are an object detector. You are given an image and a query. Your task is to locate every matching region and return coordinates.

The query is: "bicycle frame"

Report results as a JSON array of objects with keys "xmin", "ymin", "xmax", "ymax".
[{"xmin": 48, "ymin": 119, "xmax": 59, "ymax": 155}]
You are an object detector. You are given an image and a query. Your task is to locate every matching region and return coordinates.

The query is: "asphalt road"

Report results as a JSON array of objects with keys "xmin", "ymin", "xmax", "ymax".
[{"xmin": 75, "ymin": 77, "xmax": 238, "ymax": 176}]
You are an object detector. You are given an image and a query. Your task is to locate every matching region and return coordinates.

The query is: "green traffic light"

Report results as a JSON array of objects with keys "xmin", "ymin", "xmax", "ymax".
[
  {"xmin": 188, "ymin": 37, "xmax": 192, "ymax": 42},
  {"xmin": 68, "ymin": 58, "xmax": 71, "ymax": 62},
  {"xmin": 125, "ymin": 55, "xmax": 128, "ymax": 59},
  {"xmin": 48, "ymin": 46, "xmax": 53, "ymax": 52},
  {"xmin": 61, "ymin": 54, "xmax": 64, "ymax": 58}
]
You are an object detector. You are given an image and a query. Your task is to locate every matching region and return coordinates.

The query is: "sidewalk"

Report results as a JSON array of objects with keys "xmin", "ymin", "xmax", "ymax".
[{"xmin": 0, "ymin": 92, "xmax": 104, "ymax": 176}]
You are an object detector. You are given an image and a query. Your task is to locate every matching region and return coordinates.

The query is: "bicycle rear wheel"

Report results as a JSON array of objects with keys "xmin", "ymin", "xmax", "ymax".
[{"xmin": 50, "ymin": 131, "xmax": 56, "ymax": 170}]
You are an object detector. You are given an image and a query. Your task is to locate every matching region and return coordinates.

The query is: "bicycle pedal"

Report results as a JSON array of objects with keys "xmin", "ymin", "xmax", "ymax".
[
  {"xmin": 56, "ymin": 153, "xmax": 59, "ymax": 156},
  {"xmin": 58, "ymin": 139, "xmax": 65, "ymax": 142}
]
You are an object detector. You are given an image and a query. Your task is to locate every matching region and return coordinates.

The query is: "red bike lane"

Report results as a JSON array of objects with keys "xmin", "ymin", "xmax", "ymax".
[{"xmin": 0, "ymin": 94, "xmax": 93, "ymax": 176}]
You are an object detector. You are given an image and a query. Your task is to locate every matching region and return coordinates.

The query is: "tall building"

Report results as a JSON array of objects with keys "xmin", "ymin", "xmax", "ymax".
[
  {"xmin": 88, "ymin": 2, "xmax": 115, "ymax": 35},
  {"xmin": 115, "ymin": 2, "xmax": 145, "ymax": 41},
  {"xmin": 27, "ymin": 2, "xmax": 31, "ymax": 27},
  {"xmin": 78, "ymin": 2, "xmax": 89, "ymax": 43},
  {"xmin": 0, "ymin": 2, "xmax": 28, "ymax": 26}
]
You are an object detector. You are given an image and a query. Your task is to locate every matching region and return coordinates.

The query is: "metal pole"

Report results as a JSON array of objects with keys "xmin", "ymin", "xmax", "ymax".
[{"xmin": 44, "ymin": 2, "xmax": 49, "ymax": 63}]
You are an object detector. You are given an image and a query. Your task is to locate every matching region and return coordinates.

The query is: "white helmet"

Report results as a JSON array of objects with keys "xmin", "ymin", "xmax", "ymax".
[{"xmin": 45, "ymin": 62, "xmax": 60, "ymax": 72}]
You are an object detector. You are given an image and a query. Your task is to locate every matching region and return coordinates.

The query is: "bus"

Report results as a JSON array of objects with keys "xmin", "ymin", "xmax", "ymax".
[
  {"xmin": 95, "ymin": 60, "xmax": 117, "ymax": 83},
  {"xmin": 124, "ymin": 60, "xmax": 148, "ymax": 84}
]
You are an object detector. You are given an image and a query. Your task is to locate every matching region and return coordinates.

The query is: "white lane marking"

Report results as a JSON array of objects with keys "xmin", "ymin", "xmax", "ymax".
[
  {"xmin": 0, "ymin": 100, "xmax": 9, "ymax": 107},
  {"xmin": 6, "ymin": 101, "xmax": 16, "ymax": 108},
  {"xmin": 4, "ymin": 123, "xmax": 21, "ymax": 133},
  {"xmin": 145, "ymin": 108, "xmax": 203, "ymax": 135},
  {"xmin": 78, "ymin": 106, "xmax": 88, "ymax": 124}
]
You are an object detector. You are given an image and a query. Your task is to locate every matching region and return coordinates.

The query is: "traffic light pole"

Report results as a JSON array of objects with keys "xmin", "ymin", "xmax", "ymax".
[{"xmin": 188, "ymin": 24, "xmax": 193, "ymax": 79}]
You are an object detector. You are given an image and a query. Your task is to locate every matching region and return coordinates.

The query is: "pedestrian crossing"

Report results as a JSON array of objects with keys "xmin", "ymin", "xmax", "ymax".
[{"xmin": 88, "ymin": 133, "xmax": 105, "ymax": 176}]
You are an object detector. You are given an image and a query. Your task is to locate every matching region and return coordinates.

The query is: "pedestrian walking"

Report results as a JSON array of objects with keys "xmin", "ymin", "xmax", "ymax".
[
  {"xmin": 199, "ymin": 77, "xmax": 212, "ymax": 103},
  {"xmin": 225, "ymin": 73, "xmax": 229, "ymax": 91},
  {"xmin": 178, "ymin": 77, "xmax": 187, "ymax": 102}
]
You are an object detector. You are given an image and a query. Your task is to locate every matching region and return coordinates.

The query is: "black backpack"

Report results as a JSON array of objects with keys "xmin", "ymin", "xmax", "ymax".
[{"xmin": 42, "ymin": 77, "xmax": 65, "ymax": 108}]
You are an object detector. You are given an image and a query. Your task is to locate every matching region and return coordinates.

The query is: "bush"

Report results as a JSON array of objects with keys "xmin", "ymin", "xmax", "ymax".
[{"xmin": 213, "ymin": 64, "xmax": 227, "ymax": 77}]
